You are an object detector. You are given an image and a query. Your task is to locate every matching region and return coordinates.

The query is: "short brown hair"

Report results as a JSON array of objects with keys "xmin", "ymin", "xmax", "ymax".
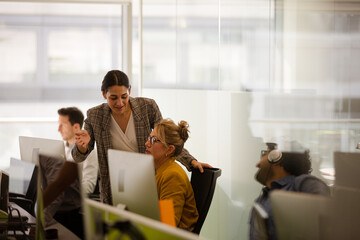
[{"xmin": 58, "ymin": 107, "xmax": 84, "ymax": 128}]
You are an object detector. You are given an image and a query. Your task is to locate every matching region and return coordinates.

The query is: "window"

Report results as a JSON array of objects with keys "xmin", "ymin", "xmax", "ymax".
[{"xmin": 0, "ymin": 1, "xmax": 131, "ymax": 100}]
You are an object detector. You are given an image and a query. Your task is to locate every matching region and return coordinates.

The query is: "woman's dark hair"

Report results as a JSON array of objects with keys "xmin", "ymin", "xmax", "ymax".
[
  {"xmin": 279, "ymin": 150, "xmax": 312, "ymax": 176},
  {"xmin": 101, "ymin": 70, "xmax": 131, "ymax": 93}
]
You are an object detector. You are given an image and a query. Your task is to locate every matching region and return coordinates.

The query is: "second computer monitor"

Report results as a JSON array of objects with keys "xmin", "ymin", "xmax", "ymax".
[
  {"xmin": 108, "ymin": 149, "xmax": 161, "ymax": 221},
  {"xmin": 8, "ymin": 157, "xmax": 36, "ymax": 196},
  {"xmin": 270, "ymin": 190, "xmax": 331, "ymax": 240},
  {"xmin": 19, "ymin": 136, "xmax": 65, "ymax": 164}
]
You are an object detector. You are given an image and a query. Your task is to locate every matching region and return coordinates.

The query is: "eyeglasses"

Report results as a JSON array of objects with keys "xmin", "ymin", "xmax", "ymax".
[
  {"xmin": 260, "ymin": 150, "xmax": 268, "ymax": 158},
  {"xmin": 147, "ymin": 136, "xmax": 161, "ymax": 146}
]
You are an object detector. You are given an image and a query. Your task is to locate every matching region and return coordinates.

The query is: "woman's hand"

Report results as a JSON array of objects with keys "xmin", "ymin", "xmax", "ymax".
[
  {"xmin": 75, "ymin": 129, "xmax": 91, "ymax": 154},
  {"xmin": 191, "ymin": 160, "xmax": 213, "ymax": 173}
]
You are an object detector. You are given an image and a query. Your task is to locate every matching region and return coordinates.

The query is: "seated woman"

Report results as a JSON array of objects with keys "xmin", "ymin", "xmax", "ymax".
[{"xmin": 145, "ymin": 119, "xmax": 199, "ymax": 231}]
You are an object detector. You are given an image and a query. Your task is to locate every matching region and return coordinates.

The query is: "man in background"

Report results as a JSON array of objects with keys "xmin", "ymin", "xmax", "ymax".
[
  {"xmin": 58, "ymin": 107, "xmax": 98, "ymax": 195},
  {"xmin": 249, "ymin": 142, "xmax": 330, "ymax": 240}
]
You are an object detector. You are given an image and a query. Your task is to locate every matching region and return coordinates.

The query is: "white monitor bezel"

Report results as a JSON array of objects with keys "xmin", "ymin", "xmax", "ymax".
[
  {"xmin": 108, "ymin": 149, "xmax": 160, "ymax": 221},
  {"xmin": 19, "ymin": 136, "xmax": 65, "ymax": 164}
]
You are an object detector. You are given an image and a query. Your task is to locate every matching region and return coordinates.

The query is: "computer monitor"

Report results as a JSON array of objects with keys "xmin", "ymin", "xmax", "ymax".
[
  {"xmin": 8, "ymin": 157, "xmax": 36, "ymax": 196},
  {"xmin": 331, "ymin": 186, "xmax": 360, "ymax": 239},
  {"xmin": 270, "ymin": 190, "xmax": 331, "ymax": 240},
  {"xmin": 334, "ymin": 152, "xmax": 360, "ymax": 189},
  {"xmin": 108, "ymin": 149, "xmax": 160, "ymax": 221},
  {"xmin": 19, "ymin": 136, "xmax": 65, "ymax": 164},
  {"xmin": 0, "ymin": 170, "xmax": 9, "ymax": 216},
  {"xmin": 83, "ymin": 198, "xmax": 201, "ymax": 240}
]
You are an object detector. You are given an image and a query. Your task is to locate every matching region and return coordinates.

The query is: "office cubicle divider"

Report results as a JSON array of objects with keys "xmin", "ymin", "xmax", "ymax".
[{"xmin": 83, "ymin": 198, "xmax": 204, "ymax": 240}]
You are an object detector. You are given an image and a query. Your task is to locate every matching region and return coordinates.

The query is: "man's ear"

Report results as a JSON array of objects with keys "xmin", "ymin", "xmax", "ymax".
[
  {"xmin": 102, "ymin": 91, "xmax": 107, "ymax": 99},
  {"xmin": 73, "ymin": 123, "xmax": 81, "ymax": 131}
]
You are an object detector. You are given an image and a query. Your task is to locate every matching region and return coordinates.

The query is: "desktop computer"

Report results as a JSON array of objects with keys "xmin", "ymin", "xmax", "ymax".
[
  {"xmin": 19, "ymin": 136, "xmax": 65, "ymax": 164},
  {"xmin": 108, "ymin": 149, "xmax": 161, "ymax": 221}
]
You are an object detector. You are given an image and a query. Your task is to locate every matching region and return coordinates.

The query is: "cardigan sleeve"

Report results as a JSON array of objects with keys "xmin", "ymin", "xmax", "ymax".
[{"xmin": 158, "ymin": 171, "xmax": 187, "ymax": 226}]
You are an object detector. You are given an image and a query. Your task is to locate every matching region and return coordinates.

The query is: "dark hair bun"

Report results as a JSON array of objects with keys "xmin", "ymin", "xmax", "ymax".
[
  {"xmin": 178, "ymin": 120, "xmax": 189, "ymax": 142},
  {"xmin": 101, "ymin": 70, "xmax": 130, "ymax": 93}
]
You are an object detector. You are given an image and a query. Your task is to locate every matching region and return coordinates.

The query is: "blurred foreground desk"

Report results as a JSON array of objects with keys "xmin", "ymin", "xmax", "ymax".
[
  {"xmin": 0, "ymin": 202, "xmax": 36, "ymax": 239},
  {"xmin": 47, "ymin": 222, "xmax": 80, "ymax": 240},
  {"xmin": 0, "ymin": 202, "xmax": 79, "ymax": 240}
]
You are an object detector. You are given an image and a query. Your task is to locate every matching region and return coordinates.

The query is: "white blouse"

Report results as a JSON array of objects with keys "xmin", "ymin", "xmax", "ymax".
[{"xmin": 110, "ymin": 112, "xmax": 138, "ymax": 153}]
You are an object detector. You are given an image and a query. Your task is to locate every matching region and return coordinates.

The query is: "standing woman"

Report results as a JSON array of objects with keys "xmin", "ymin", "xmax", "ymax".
[{"xmin": 72, "ymin": 70, "xmax": 211, "ymax": 204}]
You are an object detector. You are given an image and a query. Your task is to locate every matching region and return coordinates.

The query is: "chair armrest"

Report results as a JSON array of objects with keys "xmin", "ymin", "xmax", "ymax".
[
  {"xmin": 9, "ymin": 197, "xmax": 35, "ymax": 216},
  {"xmin": 9, "ymin": 197, "xmax": 33, "ymax": 206},
  {"xmin": 9, "ymin": 192, "xmax": 27, "ymax": 199}
]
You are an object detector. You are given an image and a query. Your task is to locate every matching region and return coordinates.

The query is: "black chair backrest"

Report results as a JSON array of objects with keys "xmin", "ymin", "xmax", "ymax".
[
  {"xmin": 26, "ymin": 166, "xmax": 38, "ymax": 203},
  {"xmin": 190, "ymin": 167, "xmax": 221, "ymax": 234},
  {"xmin": 9, "ymin": 165, "xmax": 38, "ymax": 216}
]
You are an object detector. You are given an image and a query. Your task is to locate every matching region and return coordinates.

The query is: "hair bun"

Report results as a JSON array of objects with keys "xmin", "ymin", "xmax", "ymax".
[{"xmin": 178, "ymin": 120, "xmax": 189, "ymax": 142}]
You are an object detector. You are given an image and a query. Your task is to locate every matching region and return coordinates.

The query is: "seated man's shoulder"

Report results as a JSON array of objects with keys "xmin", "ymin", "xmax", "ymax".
[{"xmin": 295, "ymin": 174, "xmax": 330, "ymax": 196}]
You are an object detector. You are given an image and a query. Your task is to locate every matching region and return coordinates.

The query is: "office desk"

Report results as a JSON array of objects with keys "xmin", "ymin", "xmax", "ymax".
[
  {"xmin": 0, "ymin": 202, "xmax": 80, "ymax": 240},
  {"xmin": 0, "ymin": 202, "xmax": 36, "ymax": 239}
]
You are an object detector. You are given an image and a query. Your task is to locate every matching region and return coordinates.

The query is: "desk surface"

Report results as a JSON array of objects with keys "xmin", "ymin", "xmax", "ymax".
[
  {"xmin": 5, "ymin": 202, "xmax": 80, "ymax": 240},
  {"xmin": 9, "ymin": 202, "xmax": 36, "ymax": 225},
  {"xmin": 0, "ymin": 202, "xmax": 36, "ymax": 239}
]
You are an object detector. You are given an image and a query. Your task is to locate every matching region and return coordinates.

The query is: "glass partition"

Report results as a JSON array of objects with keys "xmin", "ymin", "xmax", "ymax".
[{"xmin": 142, "ymin": 0, "xmax": 360, "ymax": 239}]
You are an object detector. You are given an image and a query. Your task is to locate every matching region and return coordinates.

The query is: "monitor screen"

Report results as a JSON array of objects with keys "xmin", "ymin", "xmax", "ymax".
[
  {"xmin": 270, "ymin": 190, "xmax": 331, "ymax": 240},
  {"xmin": 0, "ymin": 170, "xmax": 9, "ymax": 214},
  {"xmin": 108, "ymin": 149, "xmax": 160, "ymax": 221},
  {"xmin": 334, "ymin": 152, "xmax": 360, "ymax": 189},
  {"xmin": 8, "ymin": 157, "xmax": 36, "ymax": 196},
  {"xmin": 19, "ymin": 136, "xmax": 65, "ymax": 164}
]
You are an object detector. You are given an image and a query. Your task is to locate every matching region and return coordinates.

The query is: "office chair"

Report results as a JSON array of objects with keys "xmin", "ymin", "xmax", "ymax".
[
  {"xmin": 88, "ymin": 175, "xmax": 101, "ymax": 202},
  {"xmin": 9, "ymin": 166, "xmax": 38, "ymax": 216},
  {"xmin": 190, "ymin": 167, "xmax": 221, "ymax": 234}
]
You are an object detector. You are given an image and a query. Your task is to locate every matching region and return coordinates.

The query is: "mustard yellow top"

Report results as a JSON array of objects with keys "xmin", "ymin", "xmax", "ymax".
[{"xmin": 156, "ymin": 157, "xmax": 199, "ymax": 231}]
